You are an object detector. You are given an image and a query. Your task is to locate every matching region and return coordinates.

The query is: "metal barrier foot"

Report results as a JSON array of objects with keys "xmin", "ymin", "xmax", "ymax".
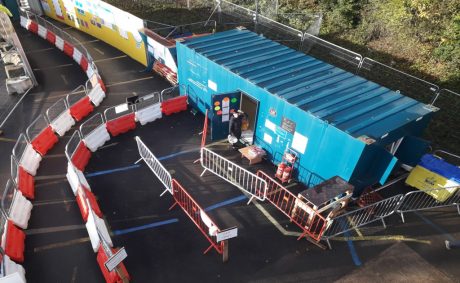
[
  {"xmin": 381, "ymin": 218, "xmax": 387, "ymax": 228},
  {"xmin": 203, "ymin": 244, "xmax": 214, "ymax": 255},
  {"xmin": 246, "ymin": 196, "xmax": 255, "ymax": 205},
  {"xmin": 134, "ymin": 158, "xmax": 142, "ymax": 164},
  {"xmin": 168, "ymin": 201, "xmax": 178, "ymax": 211},
  {"xmin": 399, "ymin": 212, "xmax": 406, "ymax": 223},
  {"xmin": 200, "ymin": 168, "xmax": 207, "ymax": 177},
  {"xmin": 457, "ymin": 205, "xmax": 460, "ymax": 215},
  {"xmin": 160, "ymin": 188, "xmax": 169, "ymax": 197}
]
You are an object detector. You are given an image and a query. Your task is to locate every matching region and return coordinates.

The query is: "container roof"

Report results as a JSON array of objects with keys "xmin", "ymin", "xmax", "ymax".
[{"xmin": 180, "ymin": 28, "xmax": 434, "ymax": 141}]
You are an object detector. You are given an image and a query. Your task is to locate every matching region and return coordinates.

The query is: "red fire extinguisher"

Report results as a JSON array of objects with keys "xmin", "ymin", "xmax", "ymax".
[
  {"xmin": 276, "ymin": 163, "xmax": 286, "ymax": 178},
  {"xmin": 282, "ymin": 166, "xmax": 292, "ymax": 183}
]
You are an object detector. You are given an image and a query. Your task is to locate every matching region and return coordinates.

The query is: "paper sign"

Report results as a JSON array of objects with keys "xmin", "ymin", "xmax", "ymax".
[
  {"xmin": 216, "ymin": 227, "xmax": 238, "ymax": 242},
  {"xmin": 208, "ymin": 80, "xmax": 217, "ymax": 91},
  {"xmin": 263, "ymin": 133, "xmax": 273, "ymax": 144},
  {"xmin": 265, "ymin": 119, "xmax": 276, "ymax": 132},
  {"xmin": 292, "ymin": 132, "xmax": 308, "ymax": 154},
  {"xmin": 105, "ymin": 247, "xmax": 127, "ymax": 272},
  {"xmin": 115, "ymin": 103, "xmax": 129, "ymax": 114}
]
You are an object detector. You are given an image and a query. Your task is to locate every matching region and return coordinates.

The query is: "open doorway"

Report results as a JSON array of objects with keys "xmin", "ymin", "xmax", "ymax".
[{"xmin": 239, "ymin": 92, "xmax": 259, "ymax": 145}]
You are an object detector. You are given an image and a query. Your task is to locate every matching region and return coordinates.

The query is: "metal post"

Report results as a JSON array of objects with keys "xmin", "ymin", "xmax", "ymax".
[
  {"xmin": 222, "ymin": 240, "xmax": 228, "ymax": 263},
  {"xmin": 326, "ymin": 238, "xmax": 332, "ymax": 250},
  {"xmin": 254, "ymin": 0, "xmax": 259, "ymax": 32},
  {"xmin": 381, "ymin": 217, "xmax": 387, "ymax": 228},
  {"xmin": 399, "ymin": 212, "xmax": 405, "ymax": 223}
]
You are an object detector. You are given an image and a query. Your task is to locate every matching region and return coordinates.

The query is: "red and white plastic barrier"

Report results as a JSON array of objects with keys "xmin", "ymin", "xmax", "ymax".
[
  {"xmin": 29, "ymin": 127, "xmax": 58, "ymax": 157},
  {"xmin": 55, "ymin": 36, "xmax": 64, "ymax": 51},
  {"xmin": 0, "ymin": 253, "xmax": 26, "ymax": 282},
  {"xmin": 1, "ymin": 219, "xmax": 25, "ymax": 263},
  {"xmin": 161, "ymin": 95, "xmax": 188, "ymax": 116},
  {"xmin": 50, "ymin": 109, "xmax": 75, "ymax": 137},
  {"xmin": 46, "ymin": 98, "xmax": 75, "ymax": 137},
  {"xmin": 80, "ymin": 114, "xmax": 110, "ymax": 152},
  {"xmin": 96, "ymin": 246, "xmax": 130, "ymax": 283},
  {"xmin": 76, "ymin": 187, "xmax": 103, "ymax": 222},
  {"xmin": 46, "ymin": 31, "xmax": 56, "ymax": 45},
  {"xmin": 27, "ymin": 114, "xmax": 59, "ymax": 156},
  {"xmin": 63, "ymin": 42, "xmax": 74, "ymax": 57},
  {"xmin": 87, "ymin": 83, "xmax": 106, "ymax": 107},
  {"xmin": 80, "ymin": 56, "xmax": 89, "ymax": 72},
  {"xmin": 71, "ymin": 142, "xmax": 91, "ymax": 172},
  {"xmin": 27, "ymin": 21, "xmax": 38, "ymax": 34},
  {"xmin": 66, "ymin": 85, "xmax": 94, "ymax": 122},
  {"xmin": 2, "ymin": 180, "xmax": 32, "ymax": 230},
  {"xmin": 12, "ymin": 134, "xmax": 42, "ymax": 177},
  {"xmin": 86, "ymin": 211, "xmax": 113, "ymax": 253},
  {"xmin": 66, "ymin": 162, "xmax": 91, "ymax": 196},
  {"xmin": 72, "ymin": 49, "xmax": 82, "ymax": 65},
  {"xmin": 11, "ymin": 156, "xmax": 34, "ymax": 200},
  {"xmin": 37, "ymin": 25, "xmax": 47, "ymax": 39},
  {"xmin": 19, "ymin": 17, "xmax": 30, "ymax": 30},
  {"xmin": 69, "ymin": 96, "xmax": 94, "ymax": 122},
  {"xmin": 104, "ymin": 104, "xmax": 136, "ymax": 137},
  {"xmin": 134, "ymin": 93, "xmax": 162, "ymax": 126}
]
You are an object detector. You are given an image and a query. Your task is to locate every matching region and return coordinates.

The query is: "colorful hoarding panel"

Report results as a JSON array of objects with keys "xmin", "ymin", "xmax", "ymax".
[{"xmin": 41, "ymin": 0, "xmax": 147, "ymax": 65}]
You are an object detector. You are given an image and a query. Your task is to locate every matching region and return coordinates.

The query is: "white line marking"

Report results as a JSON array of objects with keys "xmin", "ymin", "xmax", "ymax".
[
  {"xmin": 94, "ymin": 47, "xmax": 105, "ymax": 55},
  {"xmin": 61, "ymin": 74, "xmax": 68, "ymax": 85}
]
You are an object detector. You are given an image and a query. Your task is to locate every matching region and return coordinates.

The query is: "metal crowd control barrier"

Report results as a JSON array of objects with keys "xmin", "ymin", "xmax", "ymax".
[
  {"xmin": 397, "ymin": 187, "xmax": 460, "ymax": 223},
  {"xmin": 67, "ymin": 85, "xmax": 94, "ymax": 122},
  {"xmin": 134, "ymin": 92, "xmax": 162, "ymax": 126},
  {"xmin": 200, "ymin": 147, "xmax": 267, "ymax": 203},
  {"xmin": 26, "ymin": 114, "xmax": 59, "ymax": 156},
  {"xmin": 65, "ymin": 130, "xmax": 91, "ymax": 172},
  {"xmin": 11, "ymin": 155, "xmax": 35, "ymax": 201},
  {"xmin": 96, "ymin": 225, "xmax": 130, "ymax": 282},
  {"xmin": 169, "ymin": 179, "xmax": 228, "ymax": 262},
  {"xmin": 80, "ymin": 113, "xmax": 110, "ymax": 152},
  {"xmin": 160, "ymin": 85, "xmax": 186, "ymax": 101},
  {"xmin": 12, "ymin": 133, "xmax": 41, "ymax": 176},
  {"xmin": 1, "ymin": 179, "xmax": 32, "ymax": 230},
  {"xmin": 104, "ymin": 103, "xmax": 136, "ymax": 137},
  {"xmin": 46, "ymin": 97, "xmax": 75, "ymax": 137},
  {"xmin": 134, "ymin": 136, "xmax": 172, "ymax": 196},
  {"xmin": 322, "ymin": 194, "xmax": 404, "ymax": 249},
  {"xmin": 0, "ymin": 246, "xmax": 26, "ymax": 282},
  {"xmin": 256, "ymin": 171, "xmax": 328, "ymax": 243}
]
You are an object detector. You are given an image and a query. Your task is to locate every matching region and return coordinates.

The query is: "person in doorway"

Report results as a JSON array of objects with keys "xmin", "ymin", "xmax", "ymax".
[{"xmin": 228, "ymin": 110, "xmax": 247, "ymax": 147}]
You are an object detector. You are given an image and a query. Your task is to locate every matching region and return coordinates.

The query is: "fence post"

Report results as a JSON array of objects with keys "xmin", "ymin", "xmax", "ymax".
[{"xmin": 222, "ymin": 240, "xmax": 228, "ymax": 263}]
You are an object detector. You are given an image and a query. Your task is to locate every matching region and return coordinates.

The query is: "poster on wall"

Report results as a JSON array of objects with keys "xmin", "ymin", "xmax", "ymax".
[
  {"xmin": 292, "ymin": 132, "xmax": 308, "ymax": 154},
  {"xmin": 51, "ymin": 0, "xmax": 64, "ymax": 19},
  {"xmin": 41, "ymin": 0, "xmax": 51, "ymax": 13}
]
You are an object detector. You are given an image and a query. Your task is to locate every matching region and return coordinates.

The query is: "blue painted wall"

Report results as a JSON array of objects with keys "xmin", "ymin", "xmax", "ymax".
[{"xmin": 178, "ymin": 42, "xmax": 370, "ymax": 187}]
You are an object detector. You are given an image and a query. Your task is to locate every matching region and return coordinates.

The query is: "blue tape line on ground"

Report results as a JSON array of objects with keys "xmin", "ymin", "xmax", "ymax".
[
  {"xmin": 344, "ymin": 231, "xmax": 362, "ymax": 266},
  {"xmin": 85, "ymin": 148, "xmax": 200, "ymax": 178},
  {"xmin": 157, "ymin": 148, "xmax": 200, "ymax": 161},
  {"xmin": 86, "ymin": 164, "xmax": 141, "ymax": 178},
  {"xmin": 204, "ymin": 195, "xmax": 247, "ymax": 212},
  {"xmin": 113, "ymin": 218, "xmax": 179, "ymax": 236},
  {"xmin": 416, "ymin": 212, "xmax": 455, "ymax": 241}
]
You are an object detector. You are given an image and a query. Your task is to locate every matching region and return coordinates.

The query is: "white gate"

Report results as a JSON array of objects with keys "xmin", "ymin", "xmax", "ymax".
[
  {"xmin": 134, "ymin": 136, "xmax": 172, "ymax": 196},
  {"xmin": 200, "ymin": 148, "xmax": 267, "ymax": 203}
]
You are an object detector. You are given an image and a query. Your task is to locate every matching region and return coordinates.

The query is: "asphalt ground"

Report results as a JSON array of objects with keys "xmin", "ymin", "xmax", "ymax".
[{"xmin": 0, "ymin": 19, "xmax": 458, "ymax": 283}]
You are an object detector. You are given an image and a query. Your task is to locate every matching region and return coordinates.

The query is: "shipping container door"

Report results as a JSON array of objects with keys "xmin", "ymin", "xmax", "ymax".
[{"xmin": 211, "ymin": 91, "xmax": 241, "ymax": 140}]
